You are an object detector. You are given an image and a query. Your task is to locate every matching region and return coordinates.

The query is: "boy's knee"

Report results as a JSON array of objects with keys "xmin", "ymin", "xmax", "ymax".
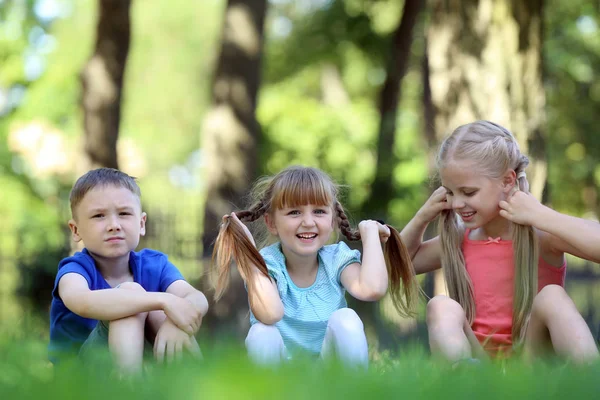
[
  {"xmin": 328, "ymin": 308, "xmax": 364, "ymax": 333},
  {"xmin": 427, "ymin": 295, "xmax": 465, "ymax": 325},
  {"xmin": 115, "ymin": 282, "xmax": 146, "ymax": 292}
]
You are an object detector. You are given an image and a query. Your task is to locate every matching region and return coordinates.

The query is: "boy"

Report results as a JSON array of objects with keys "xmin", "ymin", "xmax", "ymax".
[{"xmin": 49, "ymin": 168, "xmax": 208, "ymax": 373}]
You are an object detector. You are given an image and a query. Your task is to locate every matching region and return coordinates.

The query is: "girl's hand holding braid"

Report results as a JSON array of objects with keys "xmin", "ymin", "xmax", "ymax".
[
  {"xmin": 416, "ymin": 186, "xmax": 453, "ymax": 223},
  {"xmin": 223, "ymin": 212, "xmax": 256, "ymax": 247},
  {"xmin": 358, "ymin": 220, "xmax": 391, "ymax": 244},
  {"xmin": 499, "ymin": 190, "xmax": 546, "ymax": 227}
]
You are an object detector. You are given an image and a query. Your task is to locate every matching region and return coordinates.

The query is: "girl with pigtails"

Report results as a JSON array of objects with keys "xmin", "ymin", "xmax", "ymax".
[
  {"xmin": 402, "ymin": 120, "xmax": 600, "ymax": 364},
  {"xmin": 212, "ymin": 166, "xmax": 419, "ymax": 367}
]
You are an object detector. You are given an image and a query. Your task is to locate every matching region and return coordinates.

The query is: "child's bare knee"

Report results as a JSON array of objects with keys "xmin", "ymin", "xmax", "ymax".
[
  {"xmin": 532, "ymin": 284, "xmax": 575, "ymax": 320},
  {"xmin": 535, "ymin": 284, "xmax": 567, "ymax": 303},
  {"xmin": 110, "ymin": 310, "xmax": 149, "ymax": 326},
  {"xmin": 116, "ymin": 282, "xmax": 146, "ymax": 292},
  {"xmin": 427, "ymin": 296, "xmax": 465, "ymax": 326}
]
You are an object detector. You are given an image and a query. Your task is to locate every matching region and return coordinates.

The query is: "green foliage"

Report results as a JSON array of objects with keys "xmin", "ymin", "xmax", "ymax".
[
  {"xmin": 1, "ymin": 340, "xmax": 600, "ymax": 399},
  {"xmin": 545, "ymin": 0, "xmax": 600, "ymax": 215},
  {"xmin": 260, "ymin": 0, "xmax": 429, "ymax": 222}
]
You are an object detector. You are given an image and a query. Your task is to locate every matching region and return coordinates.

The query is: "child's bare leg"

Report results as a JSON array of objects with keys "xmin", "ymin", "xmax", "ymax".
[
  {"xmin": 427, "ymin": 295, "xmax": 473, "ymax": 362},
  {"xmin": 108, "ymin": 282, "xmax": 148, "ymax": 373},
  {"xmin": 146, "ymin": 310, "xmax": 167, "ymax": 342},
  {"xmin": 523, "ymin": 284, "xmax": 598, "ymax": 364}
]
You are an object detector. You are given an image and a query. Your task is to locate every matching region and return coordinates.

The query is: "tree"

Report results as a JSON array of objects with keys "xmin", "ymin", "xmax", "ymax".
[
  {"xmin": 426, "ymin": 0, "xmax": 547, "ymax": 198},
  {"xmin": 360, "ymin": 0, "xmax": 423, "ymax": 219},
  {"xmin": 200, "ymin": 0, "xmax": 268, "ymax": 338},
  {"xmin": 80, "ymin": 0, "xmax": 132, "ymax": 170}
]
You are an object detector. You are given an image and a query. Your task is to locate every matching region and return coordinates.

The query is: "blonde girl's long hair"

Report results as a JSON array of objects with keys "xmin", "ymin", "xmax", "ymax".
[
  {"xmin": 437, "ymin": 121, "xmax": 538, "ymax": 343},
  {"xmin": 211, "ymin": 165, "xmax": 421, "ymax": 317}
]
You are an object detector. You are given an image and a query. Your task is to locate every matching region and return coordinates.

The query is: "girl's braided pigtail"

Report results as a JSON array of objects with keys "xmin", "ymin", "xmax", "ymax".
[
  {"xmin": 211, "ymin": 200, "xmax": 271, "ymax": 309},
  {"xmin": 383, "ymin": 225, "xmax": 420, "ymax": 317},
  {"xmin": 335, "ymin": 202, "xmax": 420, "ymax": 317}
]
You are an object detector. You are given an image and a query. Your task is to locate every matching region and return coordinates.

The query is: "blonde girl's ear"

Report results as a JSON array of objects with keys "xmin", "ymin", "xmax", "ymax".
[
  {"xmin": 502, "ymin": 169, "xmax": 517, "ymax": 193},
  {"xmin": 264, "ymin": 213, "xmax": 278, "ymax": 235}
]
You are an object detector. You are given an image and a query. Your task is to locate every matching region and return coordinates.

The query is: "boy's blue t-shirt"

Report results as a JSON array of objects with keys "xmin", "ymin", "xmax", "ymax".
[
  {"xmin": 48, "ymin": 248, "xmax": 184, "ymax": 363},
  {"xmin": 250, "ymin": 242, "xmax": 361, "ymax": 355}
]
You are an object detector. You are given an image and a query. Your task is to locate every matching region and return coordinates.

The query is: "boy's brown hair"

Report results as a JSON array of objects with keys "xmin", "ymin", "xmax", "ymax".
[{"xmin": 70, "ymin": 168, "xmax": 141, "ymax": 218}]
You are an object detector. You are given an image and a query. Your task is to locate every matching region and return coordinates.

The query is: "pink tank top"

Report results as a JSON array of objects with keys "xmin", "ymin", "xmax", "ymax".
[{"xmin": 462, "ymin": 230, "xmax": 566, "ymax": 355}]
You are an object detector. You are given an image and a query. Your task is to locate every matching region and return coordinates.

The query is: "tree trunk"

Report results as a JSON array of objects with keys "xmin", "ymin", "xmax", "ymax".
[
  {"xmin": 350, "ymin": 0, "xmax": 422, "ymax": 353},
  {"xmin": 426, "ymin": 0, "xmax": 547, "ymax": 296},
  {"xmin": 427, "ymin": 0, "xmax": 547, "ymax": 198},
  {"xmin": 361, "ymin": 0, "xmax": 422, "ymax": 220},
  {"xmin": 200, "ymin": 0, "xmax": 267, "ymax": 339},
  {"xmin": 80, "ymin": 0, "xmax": 131, "ymax": 170}
]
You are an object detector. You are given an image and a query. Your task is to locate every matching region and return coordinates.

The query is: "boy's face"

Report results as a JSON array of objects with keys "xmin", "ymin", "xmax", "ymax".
[{"xmin": 69, "ymin": 184, "xmax": 146, "ymax": 260}]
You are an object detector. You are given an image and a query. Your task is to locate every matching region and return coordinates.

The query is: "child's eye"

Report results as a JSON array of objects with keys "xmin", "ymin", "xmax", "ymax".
[
  {"xmin": 120, "ymin": 212, "xmax": 132, "ymax": 216},
  {"xmin": 92, "ymin": 214, "xmax": 104, "ymax": 219},
  {"xmin": 287, "ymin": 210, "xmax": 300, "ymax": 216},
  {"xmin": 314, "ymin": 209, "xmax": 327, "ymax": 214},
  {"xmin": 464, "ymin": 191, "xmax": 477, "ymax": 197}
]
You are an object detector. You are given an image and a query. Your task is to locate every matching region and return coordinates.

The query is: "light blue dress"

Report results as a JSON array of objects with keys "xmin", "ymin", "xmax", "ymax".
[{"xmin": 249, "ymin": 242, "xmax": 361, "ymax": 354}]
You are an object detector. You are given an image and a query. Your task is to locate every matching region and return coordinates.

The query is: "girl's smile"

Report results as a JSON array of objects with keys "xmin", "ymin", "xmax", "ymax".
[{"xmin": 266, "ymin": 204, "xmax": 334, "ymax": 260}]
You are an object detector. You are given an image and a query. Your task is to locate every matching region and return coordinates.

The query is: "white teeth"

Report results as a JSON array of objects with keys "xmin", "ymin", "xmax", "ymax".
[{"xmin": 297, "ymin": 233, "xmax": 317, "ymax": 239}]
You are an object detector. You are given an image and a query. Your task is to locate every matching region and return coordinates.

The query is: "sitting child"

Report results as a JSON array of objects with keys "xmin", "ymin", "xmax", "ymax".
[{"xmin": 49, "ymin": 168, "xmax": 208, "ymax": 373}]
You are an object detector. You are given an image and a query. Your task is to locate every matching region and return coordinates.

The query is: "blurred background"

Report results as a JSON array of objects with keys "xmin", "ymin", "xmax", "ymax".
[{"xmin": 1, "ymin": 0, "xmax": 599, "ymax": 356}]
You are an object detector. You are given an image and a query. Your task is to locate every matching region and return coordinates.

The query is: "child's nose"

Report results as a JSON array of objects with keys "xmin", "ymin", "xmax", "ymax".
[
  {"xmin": 107, "ymin": 215, "xmax": 122, "ymax": 231},
  {"xmin": 301, "ymin": 215, "xmax": 315, "ymax": 226},
  {"xmin": 452, "ymin": 197, "xmax": 465, "ymax": 209}
]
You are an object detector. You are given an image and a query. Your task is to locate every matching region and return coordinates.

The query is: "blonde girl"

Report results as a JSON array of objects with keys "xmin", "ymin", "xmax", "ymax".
[
  {"xmin": 401, "ymin": 120, "xmax": 600, "ymax": 363},
  {"xmin": 212, "ymin": 166, "xmax": 419, "ymax": 367}
]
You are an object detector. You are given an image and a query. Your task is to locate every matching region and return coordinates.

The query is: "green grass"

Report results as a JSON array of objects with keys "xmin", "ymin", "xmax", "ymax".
[{"xmin": 1, "ymin": 340, "xmax": 600, "ymax": 399}]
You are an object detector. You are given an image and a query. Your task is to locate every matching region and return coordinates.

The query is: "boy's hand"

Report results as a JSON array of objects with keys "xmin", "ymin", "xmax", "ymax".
[
  {"xmin": 499, "ymin": 190, "xmax": 544, "ymax": 226},
  {"xmin": 154, "ymin": 319, "xmax": 202, "ymax": 363},
  {"xmin": 416, "ymin": 186, "xmax": 452, "ymax": 223},
  {"xmin": 358, "ymin": 220, "xmax": 391, "ymax": 244},
  {"xmin": 224, "ymin": 212, "xmax": 256, "ymax": 246},
  {"xmin": 162, "ymin": 295, "xmax": 202, "ymax": 335}
]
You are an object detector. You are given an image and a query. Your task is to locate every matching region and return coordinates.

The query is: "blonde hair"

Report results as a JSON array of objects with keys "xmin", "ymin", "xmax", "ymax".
[
  {"xmin": 212, "ymin": 165, "xmax": 420, "ymax": 317},
  {"xmin": 437, "ymin": 121, "xmax": 538, "ymax": 342}
]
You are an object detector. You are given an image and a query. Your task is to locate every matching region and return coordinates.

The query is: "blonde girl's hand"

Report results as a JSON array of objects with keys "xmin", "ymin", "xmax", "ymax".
[
  {"xmin": 499, "ymin": 190, "xmax": 544, "ymax": 226},
  {"xmin": 416, "ymin": 186, "xmax": 453, "ymax": 223},
  {"xmin": 222, "ymin": 212, "xmax": 256, "ymax": 247},
  {"xmin": 358, "ymin": 220, "xmax": 391, "ymax": 244}
]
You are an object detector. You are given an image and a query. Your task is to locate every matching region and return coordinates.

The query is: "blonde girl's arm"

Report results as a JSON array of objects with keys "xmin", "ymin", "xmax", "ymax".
[
  {"xmin": 400, "ymin": 186, "xmax": 450, "ymax": 274},
  {"xmin": 340, "ymin": 220, "xmax": 389, "ymax": 301},
  {"xmin": 213, "ymin": 213, "xmax": 284, "ymax": 325},
  {"xmin": 500, "ymin": 191, "xmax": 600, "ymax": 263}
]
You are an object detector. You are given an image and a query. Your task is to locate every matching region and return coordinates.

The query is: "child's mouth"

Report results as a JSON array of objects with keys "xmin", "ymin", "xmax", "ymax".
[
  {"xmin": 460, "ymin": 212, "xmax": 476, "ymax": 221},
  {"xmin": 296, "ymin": 233, "xmax": 318, "ymax": 241}
]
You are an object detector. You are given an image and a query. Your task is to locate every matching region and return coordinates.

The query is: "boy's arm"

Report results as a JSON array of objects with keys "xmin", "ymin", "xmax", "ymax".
[
  {"xmin": 165, "ymin": 280, "xmax": 209, "ymax": 331},
  {"xmin": 58, "ymin": 273, "xmax": 201, "ymax": 334}
]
